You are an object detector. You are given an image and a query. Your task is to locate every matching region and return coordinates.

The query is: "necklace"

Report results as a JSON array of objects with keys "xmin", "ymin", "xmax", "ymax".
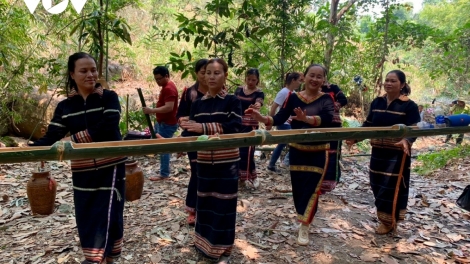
[
  {"xmin": 301, "ymin": 91, "xmax": 322, "ymax": 101},
  {"xmin": 243, "ymin": 86, "xmax": 257, "ymax": 95}
]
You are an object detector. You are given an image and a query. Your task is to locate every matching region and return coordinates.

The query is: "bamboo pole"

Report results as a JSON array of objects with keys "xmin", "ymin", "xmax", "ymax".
[{"xmin": 1, "ymin": 125, "xmax": 470, "ymax": 164}]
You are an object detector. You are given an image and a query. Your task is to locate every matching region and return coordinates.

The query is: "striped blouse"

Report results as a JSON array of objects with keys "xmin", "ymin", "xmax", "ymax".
[
  {"xmin": 30, "ymin": 86, "xmax": 127, "ymax": 172},
  {"xmin": 187, "ymin": 90, "xmax": 242, "ymax": 164}
]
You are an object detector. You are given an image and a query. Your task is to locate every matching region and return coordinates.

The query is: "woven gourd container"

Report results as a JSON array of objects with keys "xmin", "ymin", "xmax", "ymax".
[
  {"xmin": 125, "ymin": 160, "xmax": 144, "ymax": 201},
  {"xmin": 26, "ymin": 170, "xmax": 57, "ymax": 215}
]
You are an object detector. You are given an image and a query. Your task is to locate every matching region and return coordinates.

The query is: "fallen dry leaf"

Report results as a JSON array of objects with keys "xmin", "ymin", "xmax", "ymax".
[
  {"xmin": 446, "ymin": 233, "xmax": 463, "ymax": 242},
  {"xmin": 383, "ymin": 255, "xmax": 399, "ymax": 264},
  {"xmin": 360, "ymin": 252, "xmax": 380, "ymax": 262}
]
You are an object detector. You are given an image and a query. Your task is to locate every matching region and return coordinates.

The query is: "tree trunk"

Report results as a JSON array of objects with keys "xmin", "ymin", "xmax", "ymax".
[
  {"xmin": 279, "ymin": 0, "xmax": 288, "ymax": 86},
  {"xmin": 324, "ymin": 0, "xmax": 339, "ymax": 73},
  {"xmin": 97, "ymin": 0, "xmax": 105, "ymax": 78},
  {"xmin": 324, "ymin": 0, "xmax": 358, "ymax": 73}
]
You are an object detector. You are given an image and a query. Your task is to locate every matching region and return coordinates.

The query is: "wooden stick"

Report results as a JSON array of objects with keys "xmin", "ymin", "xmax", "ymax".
[
  {"xmin": 391, "ymin": 152, "xmax": 408, "ymax": 232},
  {"xmin": 126, "ymin": 94, "xmax": 129, "ymax": 134},
  {"xmin": 248, "ymin": 226, "xmax": 354, "ymax": 234},
  {"xmin": 136, "ymin": 88, "xmax": 156, "ymax": 138}
]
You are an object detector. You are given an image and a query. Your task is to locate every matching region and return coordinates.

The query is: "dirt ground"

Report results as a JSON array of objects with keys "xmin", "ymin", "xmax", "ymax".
[{"xmin": 0, "ymin": 135, "xmax": 469, "ymax": 264}]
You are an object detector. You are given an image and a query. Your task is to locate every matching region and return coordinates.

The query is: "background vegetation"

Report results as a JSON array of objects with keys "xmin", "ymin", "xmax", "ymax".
[{"xmin": 1, "ymin": 0, "xmax": 469, "ymax": 120}]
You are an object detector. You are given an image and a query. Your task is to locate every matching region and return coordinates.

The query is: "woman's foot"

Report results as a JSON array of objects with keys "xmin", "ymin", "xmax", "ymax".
[
  {"xmin": 149, "ymin": 175, "xmax": 168, "ymax": 181},
  {"xmin": 252, "ymin": 178, "xmax": 260, "ymax": 189},
  {"xmin": 245, "ymin": 178, "xmax": 260, "ymax": 189},
  {"xmin": 239, "ymin": 180, "xmax": 247, "ymax": 188},
  {"xmin": 217, "ymin": 256, "xmax": 230, "ymax": 264},
  {"xmin": 376, "ymin": 223, "xmax": 394, "ymax": 234},
  {"xmin": 187, "ymin": 212, "xmax": 196, "ymax": 226},
  {"xmin": 297, "ymin": 224, "xmax": 309, "ymax": 245}
]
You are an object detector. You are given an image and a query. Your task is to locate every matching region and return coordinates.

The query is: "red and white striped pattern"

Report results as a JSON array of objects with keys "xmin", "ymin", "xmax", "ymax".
[
  {"xmin": 203, "ymin": 122, "xmax": 223, "ymax": 135},
  {"xmin": 72, "ymin": 130, "xmax": 93, "ymax": 143},
  {"xmin": 195, "ymin": 233, "xmax": 233, "ymax": 259}
]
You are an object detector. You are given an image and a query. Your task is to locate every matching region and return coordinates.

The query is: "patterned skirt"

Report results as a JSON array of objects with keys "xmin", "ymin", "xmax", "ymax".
[
  {"xmin": 239, "ymin": 124, "xmax": 257, "ymax": 182},
  {"xmin": 239, "ymin": 146, "xmax": 257, "ymax": 181},
  {"xmin": 369, "ymin": 147, "xmax": 410, "ymax": 226},
  {"xmin": 321, "ymin": 140, "xmax": 342, "ymax": 193},
  {"xmin": 289, "ymin": 142, "xmax": 329, "ymax": 225},
  {"xmin": 72, "ymin": 163, "xmax": 125, "ymax": 263},
  {"xmin": 195, "ymin": 162, "xmax": 239, "ymax": 259},
  {"xmin": 185, "ymin": 151, "xmax": 198, "ymax": 213}
]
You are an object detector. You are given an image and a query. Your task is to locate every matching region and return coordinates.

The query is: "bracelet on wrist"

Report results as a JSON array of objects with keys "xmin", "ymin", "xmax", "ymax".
[{"xmin": 266, "ymin": 116, "xmax": 271, "ymax": 126}]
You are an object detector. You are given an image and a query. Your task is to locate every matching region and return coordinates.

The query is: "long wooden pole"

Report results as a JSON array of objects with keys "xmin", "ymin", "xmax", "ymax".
[
  {"xmin": 136, "ymin": 88, "xmax": 157, "ymax": 138},
  {"xmin": 391, "ymin": 152, "xmax": 408, "ymax": 233},
  {"xmin": 1, "ymin": 125, "xmax": 470, "ymax": 164}
]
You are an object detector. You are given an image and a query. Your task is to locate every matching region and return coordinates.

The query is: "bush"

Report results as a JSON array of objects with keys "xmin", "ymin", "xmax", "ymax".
[{"xmin": 414, "ymin": 145, "xmax": 470, "ymax": 175}]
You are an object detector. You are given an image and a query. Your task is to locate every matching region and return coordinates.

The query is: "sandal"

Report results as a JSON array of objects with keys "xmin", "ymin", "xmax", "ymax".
[
  {"xmin": 217, "ymin": 256, "xmax": 230, "ymax": 264},
  {"xmin": 187, "ymin": 213, "xmax": 196, "ymax": 226},
  {"xmin": 149, "ymin": 176, "xmax": 168, "ymax": 181},
  {"xmin": 375, "ymin": 223, "xmax": 394, "ymax": 235}
]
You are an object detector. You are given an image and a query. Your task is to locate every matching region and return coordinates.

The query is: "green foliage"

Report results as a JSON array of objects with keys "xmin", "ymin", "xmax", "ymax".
[
  {"xmin": 0, "ymin": 136, "xmax": 18, "ymax": 147},
  {"xmin": 0, "ymin": 1, "xmax": 71, "ymax": 123},
  {"xmin": 355, "ymin": 3, "xmax": 434, "ymax": 96},
  {"xmin": 414, "ymin": 144, "xmax": 470, "ymax": 175},
  {"xmin": 70, "ymin": 10, "xmax": 133, "ymax": 53},
  {"xmin": 356, "ymin": 139, "xmax": 371, "ymax": 153},
  {"xmin": 2, "ymin": 0, "xmax": 470, "ymax": 138},
  {"xmin": 118, "ymin": 96, "xmax": 148, "ymax": 135},
  {"xmin": 155, "ymin": 0, "xmax": 264, "ymax": 81}
]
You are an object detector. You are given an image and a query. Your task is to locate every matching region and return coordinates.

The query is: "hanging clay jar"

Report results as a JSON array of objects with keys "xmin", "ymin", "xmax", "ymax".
[
  {"xmin": 125, "ymin": 160, "xmax": 144, "ymax": 201},
  {"xmin": 26, "ymin": 163, "xmax": 57, "ymax": 215}
]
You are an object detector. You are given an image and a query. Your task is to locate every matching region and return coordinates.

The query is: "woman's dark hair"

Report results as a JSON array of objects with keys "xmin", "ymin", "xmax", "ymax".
[
  {"xmin": 387, "ymin": 69, "xmax": 411, "ymax": 95},
  {"xmin": 195, "ymin": 59, "xmax": 209, "ymax": 73},
  {"xmin": 206, "ymin": 58, "xmax": 229, "ymax": 73},
  {"xmin": 285, "ymin": 72, "xmax": 301, "ymax": 86},
  {"xmin": 153, "ymin": 66, "xmax": 170, "ymax": 77},
  {"xmin": 246, "ymin": 68, "xmax": 260, "ymax": 85},
  {"xmin": 304, "ymin": 64, "xmax": 327, "ymax": 77},
  {"xmin": 66, "ymin": 52, "xmax": 97, "ymax": 93}
]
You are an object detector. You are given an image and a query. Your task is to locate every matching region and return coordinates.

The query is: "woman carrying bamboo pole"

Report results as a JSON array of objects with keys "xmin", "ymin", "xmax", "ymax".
[
  {"xmin": 346, "ymin": 70, "xmax": 420, "ymax": 234},
  {"xmin": 176, "ymin": 58, "xmax": 209, "ymax": 225},
  {"xmin": 29, "ymin": 52, "xmax": 127, "ymax": 264},
  {"xmin": 248, "ymin": 64, "xmax": 334, "ymax": 246},
  {"xmin": 180, "ymin": 58, "xmax": 242, "ymax": 264},
  {"xmin": 234, "ymin": 68, "xmax": 265, "ymax": 189}
]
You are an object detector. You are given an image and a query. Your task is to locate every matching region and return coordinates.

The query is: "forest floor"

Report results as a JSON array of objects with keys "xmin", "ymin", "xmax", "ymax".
[{"xmin": 0, "ymin": 135, "xmax": 469, "ymax": 264}]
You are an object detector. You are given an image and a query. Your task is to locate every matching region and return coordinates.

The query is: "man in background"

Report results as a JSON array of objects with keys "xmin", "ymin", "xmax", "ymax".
[{"xmin": 143, "ymin": 66, "xmax": 178, "ymax": 180}]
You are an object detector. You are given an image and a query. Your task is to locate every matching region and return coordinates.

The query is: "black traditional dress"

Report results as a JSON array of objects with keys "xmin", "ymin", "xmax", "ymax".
[
  {"xmin": 176, "ymin": 83, "xmax": 205, "ymax": 214},
  {"xmin": 234, "ymin": 86, "xmax": 264, "ymax": 183},
  {"xmin": 320, "ymin": 84, "xmax": 347, "ymax": 193},
  {"xmin": 30, "ymin": 86, "xmax": 127, "ymax": 263},
  {"xmin": 267, "ymin": 92, "xmax": 334, "ymax": 224},
  {"xmin": 362, "ymin": 95, "xmax": 420, "ymax": 226},
  {"xmin": 188, "ymin": 90, "xmax": 242, "ymax": 259}
]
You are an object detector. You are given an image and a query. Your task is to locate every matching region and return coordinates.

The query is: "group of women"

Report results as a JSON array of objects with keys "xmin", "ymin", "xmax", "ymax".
[{"xmin": 30, "ymin": 52, "xmax": 420, "ymax": 264}]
